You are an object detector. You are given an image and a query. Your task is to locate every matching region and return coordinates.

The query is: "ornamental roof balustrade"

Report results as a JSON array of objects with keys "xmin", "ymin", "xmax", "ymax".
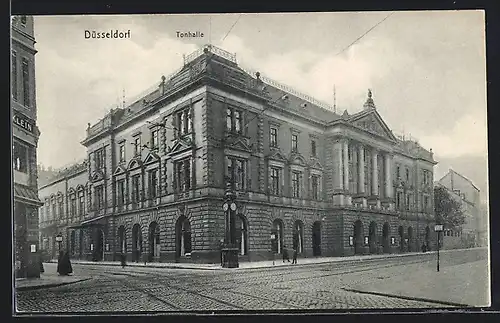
[{"xmin": 184, "ymin": 44, "xmax": 237, "ymax": 65}]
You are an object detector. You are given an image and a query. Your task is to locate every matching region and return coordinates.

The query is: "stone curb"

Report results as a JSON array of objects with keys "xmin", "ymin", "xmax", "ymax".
[
  {"xmin": 16, "ymin": 277, "xmax": 93, "ymax": 292},
  {"xmin": 46, "ymin": 251, "xmax": 436, "ymax": 271},
  {"xmin": 341, "ymin": 288, "xmax": 471, "ymax": 308}
]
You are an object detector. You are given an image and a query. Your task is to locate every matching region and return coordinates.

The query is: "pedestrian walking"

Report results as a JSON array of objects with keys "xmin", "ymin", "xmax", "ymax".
[
  {"xmin": 57, "ymin": 251, "xmax": 73, "ymax": 276},
  {"xmin": 421, "ymin": 243, "xmax": 427, "ymax": 253},
  {"xmin": 282, "ymin": 245, "xmax": 290, "ymax": 263},
  {"xmin": 120, "ymin": 252, "xmax": 127, "ymax": 268},
  {"xmin": 292, "ymin": 248, "xmax": 298, "ymax": 264}
]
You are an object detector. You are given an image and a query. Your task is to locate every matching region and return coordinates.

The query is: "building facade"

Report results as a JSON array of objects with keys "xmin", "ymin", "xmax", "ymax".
[
  {"xmin": 12, "ymin": 15, "xmax": 43, "ymax": 277},
  {"xmin": 436, "ymin": 169, "xmax": 485, "ymax": 249},
  {"xmin": 39, "ymin": 45, "xmax": 437, "ymax": 264}
]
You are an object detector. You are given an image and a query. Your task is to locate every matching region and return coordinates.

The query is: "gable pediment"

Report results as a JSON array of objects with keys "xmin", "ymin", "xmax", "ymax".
[
  {"xmin": 144, "ymin": 151, "xmax": 160, "ymax": 165},
  {"xmin": 227, "ymin": 138, "xmax": 252, "ymax": 153},
  {"xmin": 113, "ymin": 165, "xmax": 127, "ymax": 176},
  {"xmin": 349, "ymin": 110, "xmax": 397, "ymax": 142},
  {"xmin": 267, "ymin": 149, "xmax": 287, "ymax": 162},
  {"xmin": 308, "ymin": 158, "xmax": 323, "ymax": 171},
  {"xmin": 168, "ymin": 138, "xmax": 192, "ymax": 155},
  {"xmin": 127, "ymin": 158, "xmax": 143, "ymax": 171},
  {"xmin": 289, "ymin": 153, "xmax": 307, "ymax": 167},
  {"xmin": 90, "ymin": 170, "xmax": 104, "ymax": 182}
]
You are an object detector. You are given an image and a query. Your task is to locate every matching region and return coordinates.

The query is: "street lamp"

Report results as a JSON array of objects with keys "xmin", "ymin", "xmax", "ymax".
[
  {"xmin": 56, "ymin": 233, "xmax": 62, "ymax": 252},
  {"xmin": 434, "ymin": 224, "xmax": 443, "ymax": 272},
  {"xmin": 221, "ymin": 177, "xmax": 239, "ymax": 268}
]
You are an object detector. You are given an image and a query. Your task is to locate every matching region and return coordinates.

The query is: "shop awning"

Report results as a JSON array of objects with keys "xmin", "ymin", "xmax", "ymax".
[{"xmin": 14, "ymin": 184, "xmax": 44, "ymax": 206}]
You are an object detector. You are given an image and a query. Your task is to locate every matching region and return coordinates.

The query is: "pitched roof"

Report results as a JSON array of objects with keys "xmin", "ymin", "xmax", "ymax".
[{"xmin": 449, "ymin": 169, "xmax": 480, "ymax": 191}]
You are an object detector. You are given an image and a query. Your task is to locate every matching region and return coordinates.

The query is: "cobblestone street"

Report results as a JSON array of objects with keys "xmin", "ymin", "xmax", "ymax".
[{"xmin": 15, "ymin": 249, "xmax": 488, "ymax": 313}]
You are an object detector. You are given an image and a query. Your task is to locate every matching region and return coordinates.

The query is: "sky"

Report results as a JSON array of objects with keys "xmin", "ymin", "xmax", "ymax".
[{"xmin": 32, "ymin": 11, "xmax": 488, "ymax": 201}]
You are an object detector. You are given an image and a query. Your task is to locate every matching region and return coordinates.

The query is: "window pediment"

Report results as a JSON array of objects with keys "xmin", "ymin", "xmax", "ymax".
[
  {"xmin": 308, "ymin": 158, "xmax": 323, "ymax": 171},
  {"xmin": 267, "ymin": 149, "xmax": 287, "ymax": 163},
  {"xmin": 91, "ymin": 170, "xmax": 105, "ymax": 182},
  {"xmin": 144, "ymin": 151, "xmax": 160, "ymax": 165},
  {"xmin": 127, "ymin": 157, "xmax": 143, "ymax": 171},
  {"xmin": 113, "ymin": 165, "xmax": 127, "ymax": 176},
  {"xmin": 288, "ymin": 153, "xmax": 307, "ymax": 167},
  {"xmin": 168, "ymin": 137, "xmax": 193, "ymax": 155}
]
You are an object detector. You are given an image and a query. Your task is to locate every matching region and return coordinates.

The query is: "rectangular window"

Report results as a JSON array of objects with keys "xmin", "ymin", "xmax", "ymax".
[
  {"xmin": 424, "ymin": 196, "xmax": 429, "ymax": 212},
  {"xmin": 396, "ymin": 192, "xmax": 402, "ymax": 209},
  {"xmin": 95, "ymin": 186, "xmax": 104, "ymax": 209},
  {"xmin": 117, "ymin": 180, "xmax": 125, "ymax": 206},
  {"xmin": 13, "ymin": 141, "xmax": 28, "ymax": 173},
  {"xmin": 270, "ymin": 167, "xmax": 280, "ymax": 195},
  {"xmin": 58, "ymin": 200, "xmax": 64, "ymax": 217},
  {"xmin": 22, "ymin": 58, "xmax": 30, "ymax": 107},
  {"xmin": 406, "ymin": 168, "xmax": 410, "ymax": 182},
  {"xmin": 226, "ymin": 107, "xmax": 243, "ymax": 133},
  {"xmin": 94, "ymin": 148, "xmax": 105, "ymax": 170},
  {"xmin": 291, "ymin": 134, "xmax": 298, "ymax": 152},
  {"xmin": 78, "ymin": 194, "xmax": 85, "ymax": 215},
  {"xmin": 311, "ymin": 140, "xmax": 316, "ymax": 157},
  {"xmin": 397, "ymin": 166, "xmax": 401, "ymax": 180},
  {"xmin": 176, "ymin": 108, "xmax": 192, "ymax": 137},
  {"xmin": 149, "ymin": 170, "xmax": 158, "ymax": 198},
  {"xmin": 119, "ymin": 143, "xmax": 125, "ymax": 162},
  {"xmin": 175, "ymin": 158, "xmax": 191, "ymax": 192},
  {"xmin": 311, "ymin": 175, "xmax": 319, "ymax": 200},
  {"xmin": 131, "ymin": 175, "xmax": 140, "ymax": 203},
  {"xmin": 12, "ymin": 51, "xmax": 17, "ymax": 101},
  {"xmin": 292, "ymin": 171, "xmax": 300, "ymax": 198},
  {"xmin": 52, "ymin": 201, "xmax": 57, "ymax": 219},
  {"xmin": 151, "ymin": 130, "xmax": 159, "ymax": 149},
  {"xmin": 134, "ymin": 136, "xmax": 141, "ymax": 156},
  {"xmin": 270, "ymin": 127, "xmax": 278, "ymax": 147},
  {"xmin": 406, "ymin": 194, "xmax": 411, "ymax": 211},
  {"xmin": 71, "ymin": 197, "xmax": 77, "ymax": 216},
  {"xmin": 227, "ymin": 157, "xmax": 246, "ymax": 191}
]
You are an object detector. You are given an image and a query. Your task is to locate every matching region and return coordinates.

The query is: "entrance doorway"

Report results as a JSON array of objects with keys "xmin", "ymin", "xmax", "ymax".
[
  {"xmin": 312, "ymin": 221, "xmax": 321, "ymax": 256},
  {"xmin": 132, "ymin": 224, "xmax": 143, "ymax": 262},
  {"xmin": 369, "ymin": 222, "xmax": 377, "ymax": 254},
  {"xmin": 425, "ymin": 226, "xmax": 431, "ymax": 251},
  {"xmin": 398, "ymin": 226, "xmax": 405, "ymax": 252},
  {"xmin": 353, "ymin": 220, "xmax": 364, "ymax": 255},
  {"xmin": 148, "ymin": 222, "xmax": 160, "ymax": 262},
  {"xmin": 93, "ymin": 228, "xmax": 104, "ymax": 261},
  {"xmin": 382, "ymin": 222, "xmax": 390, "ymax": 253}
]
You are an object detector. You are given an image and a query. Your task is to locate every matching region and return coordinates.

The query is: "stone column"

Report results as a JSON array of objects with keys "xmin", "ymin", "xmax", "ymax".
[
  {"xmin": 384, "ymin": 153, "xmax": 393, "ymax": 198},
  {"xmin": 337, "ymin": 141, "xmax": 344, "ymax": 190},
  {"xmin": 343, "ymin": 140, "xmax": 349, "ymax": 191},
  {"xmin": 372, "ymin": 149, "xmax": 378, "ymax": 196},
  {"xmin": 358, "ymin": 145, "xmax": 365, "ymax": 194}
]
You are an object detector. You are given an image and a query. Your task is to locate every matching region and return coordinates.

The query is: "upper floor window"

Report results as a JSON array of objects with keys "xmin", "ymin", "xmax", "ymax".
[
  {"xmin": 176, "ymin": 108, "xmax": 192, "ymax": 137},
  {"xmin": 148, "ymin": 170, "xmax": 158, "ymax": 198},
  {"xmin": 175, "ymin": 158, "xmax": 191, "ymax": 192},
  {"xmin": 52, "ymin": 200, "xmax": 57, "ymax": 219},
  {"xmin": 13, "ymin": 141, "xmax": 28, "ymax": 173},
  {"xmin": 116, "ymin": 180, "xmax": 125, "ymax": 206},
  {"xmin": 405, "ymin": 168, "xmax": 410, "ymax": 182},
  {"xmin": 270, "ymin": 167, "xmax": 281, "ymax": 195},
  {"xmin": 291, "ymin": 171, "xmax": 300, "ymax": 198},
  {"xmin": 95, "ymin": 185, "xmax": 105, "ymax": 209},
  {"xmin": 22, "ymin": 58, "xmax": 30, "ymax": 108},
  {"xmin": 131, "ymin": 175, "xmax": 141, "ymax": 203},
  {"xmin": 78, "ymin": 194, "xmax": 85, "ymax": 215},
  {"xmin": 396, "ymin": 166, "xmax": 401, "ymax": 180},
  {"xmin": 227, "ymin": 157, "xmax": 246, "ymax": 191},
  {"xmin": 94, "ymin": 148, "xmax": 105, "ymax": 170},
  {"xmin": 11, "ymin": 51, "xmax": 17, "ymax": 101},
  {"xmin": 424, "ymin": 195, "xmax": 429, "ymax": 211},
  {"xmin": 396, "ymin": 192, "xmax": 402, "ymax": 209},
  {"xmin": 311, "ymin": 175, "xmax": 320, "ymax": 200},
  {"xmin": 134, "ymin": 136, "xmax": 141, "ymax": 156},
  {"xmin": 70, "ymin": 195, "xmax": 77, "ymax": 216},
  {"xmin": 270, "ymin": 127, "xmax": 278, "ymax": 148},
  {"xmin": 311, "ymin": 140, "xmax": 317, "ymax": 157},
  {"xmin": 119, "ymin": 142, "xmax": 125, "ymax": 162},
  {"xmin": 291, "ymin": 134, "xmax": 298, "ymax": 153},
  {"xmin": 58, "ymin": 199, "xmax": 64, "ymax": 218},
  {"xmin": 151, "ymin": 130, "xmax": 159, "ymax": 150},
  {"xmin": 406, "ymin": 194, "xmax": 411, "ymax": 211},
  {"xmin": 226, "ymin": 107, "xmax": 243, "ymax": 133}
]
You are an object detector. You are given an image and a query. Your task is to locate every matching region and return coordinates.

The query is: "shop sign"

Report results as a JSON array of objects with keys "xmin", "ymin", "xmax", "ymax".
[{"xmin": 13, "ymin": 114, "xmax": 34, "ymax": 133}]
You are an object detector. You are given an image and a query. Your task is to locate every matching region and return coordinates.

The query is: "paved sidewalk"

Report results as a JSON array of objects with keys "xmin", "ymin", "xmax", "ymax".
[
  {"xmin": 344, "ymin": 258, "xmax": 490, "ymax": 307},
  {"xmin": 15, "ymin": 263, "xmax": 92, "ymax": 291},
  {"xmin": 46, "ymin": 248, "xmax": 478, "ymax": 271}
]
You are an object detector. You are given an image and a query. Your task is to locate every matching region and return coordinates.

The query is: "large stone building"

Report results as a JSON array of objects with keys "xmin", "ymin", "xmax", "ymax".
[
  {"xmin": 39, "ymin": 45, "xmax": 437, "ymax": 264},
  {"xmin": 436, "ymin": 169, "xmax": 486, "ymax": 249},
  {"xmin": 12, "ymin": 15, "xmax": 43, "ymax": 277}
]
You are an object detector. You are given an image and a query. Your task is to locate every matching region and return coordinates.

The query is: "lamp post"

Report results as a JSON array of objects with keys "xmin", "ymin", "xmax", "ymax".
[
  {"xmin": 434, "ymin": 224, "xmax": 443, "ymax": 272},
  {"xmin": 221, "ymin": 177, "xmax": 239, "ymax": 268}
]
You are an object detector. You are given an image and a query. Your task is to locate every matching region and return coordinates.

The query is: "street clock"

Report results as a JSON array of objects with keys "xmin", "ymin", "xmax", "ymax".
[
  {"xmin": 230, "ymin": 203, "xmax": 237, "ymax": 211},
  {"xmin": 222, "ymin": 203, "xmax": 229, "ymax": 211}
]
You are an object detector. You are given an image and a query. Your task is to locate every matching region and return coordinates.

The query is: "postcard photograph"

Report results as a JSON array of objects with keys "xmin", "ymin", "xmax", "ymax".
[{"xmin": 11, "ymin": 11, "xmax": 490, "ymax": 314}]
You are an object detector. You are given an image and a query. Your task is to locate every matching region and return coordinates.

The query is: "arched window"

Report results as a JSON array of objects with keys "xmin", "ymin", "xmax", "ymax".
[
  {"xmin": 235, "ymin": 215, "xmax": 248, "ymax": 256},
  {"xmin": 132, "ymin": 224, "xmax": 142, "ymax": 262},
  {"xmin": 70, "ymin": 231, "xmax": 76, "ymax": 256},
  {"xmin": 293, "ymin": 220, "xmax": 304, "ymax": 254},
  {"xmin": 272, "ymin": 219, "xmax": 284, "ymax": 254},
  {"xmin": 117, "ymin": 226, "xmax": 126, "ymax": 254},
  {"xmin": 148, "ymin": 221, "xmax": 160, "ymax": 261}
]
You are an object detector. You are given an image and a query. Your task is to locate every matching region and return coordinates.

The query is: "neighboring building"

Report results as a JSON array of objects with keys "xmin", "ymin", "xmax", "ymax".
[
  {"xmin": 12, "ymin": 15, "xmax": 43, "ymax": 278},
  {"xmin": 38, "ymin": 45, "xmax": 437, "ymax": 264},
  {"xmin": 436, "ymin": 169, "xmax": 484, "ymax": 249}
]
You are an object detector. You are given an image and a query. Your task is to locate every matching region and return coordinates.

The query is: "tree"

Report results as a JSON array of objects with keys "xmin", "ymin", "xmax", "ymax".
[{"xmin": 434, "ymin": 186, "xmax": 466, "ymax": 229}]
